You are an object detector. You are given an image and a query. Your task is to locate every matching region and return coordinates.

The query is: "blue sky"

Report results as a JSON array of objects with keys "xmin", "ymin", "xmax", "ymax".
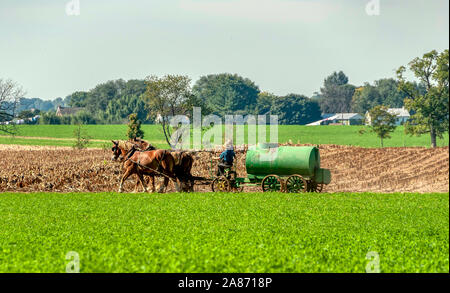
[{"xmin": 0, "ymin": 0, "xmax": 448, "ymax": 100}]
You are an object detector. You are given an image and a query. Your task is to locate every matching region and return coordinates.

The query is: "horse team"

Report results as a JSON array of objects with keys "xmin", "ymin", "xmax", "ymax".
[{"xmin": 111, "ymin": 138, "xmax": 195, "ymax": 193}]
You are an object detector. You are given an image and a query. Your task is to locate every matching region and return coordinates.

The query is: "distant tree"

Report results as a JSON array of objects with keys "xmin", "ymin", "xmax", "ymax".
[
  {"xmin": 18, "ymin": 97, "xmax": 55, "ymax": 112},
  {"xmin": 105, "ymin": 94, "xmax": 148, "ymax": 124},
  {"xmin": 319, "ymin": 71, "xmax": 355, "ymax": 113},
  {"xmin": 68, "ymin": 91, "xmax": 89, "ymax": 107},
  {"xmin": 53, "ymin": 97, "xmax": 66, "ymax": 109},
  {"xmin": 143, "ymin": 75, "xmax": 205, "ymax": 148},
  {"xmin": 397, "ymin": 49, "xmax": 449, "ymax": 148},
  {"xmin": 351, "ymin": 78, "xmax": 423, "ymax": 114},
  {"xmin": 72, "ymin": 110, "xmax": 97, "ymax": 125},
  {"xmin": 126, "ymin": 113, "xmax": 144, "ymax": 140},
  {"xmin": 121, "ymin": 79, "xmax": 148, "ymax": 97},
  {"xmin": 18, "ymin": 109, "xmax": 40, "ymax": 119},
  {"xmin": 310, "ymin": 91, "xmax": 322, "ymax": 102},
  {"xmin": 193, "ymin": 73, "xmax": 260, "ymax": 116},
  {"xmin": 255, "ymin": 92, "xmax": 276, "ymax": 114},
  {"xmin": 0, "ymin": 78, "xmax": 25, "ymax": 134},
  {"xmin": 86, "ymin": 80, "xmax": 118, "ymax": 113},
  {"xmin": 60, "ymin": 115, "xmax": 72, "ymax": 125},
  {"xmin": 39, "ymin": 112, "xmax": 62, "ymax": 125},
  {"xmin": 72, "ymin": 124, "xmax": 91, "ymax": 149},
  {"xmin": 311, "ymin": 91, "xmax": 322, "ymax": 98},
  {"xmin": 351, "ymin": 84, "xmax": 382, "ymax": 114},
  {"xmin": 367, "ymin": 105, "xmax": 397, "ymax": 147},
  {"xmin": 65, "ymin": 79, "xmax": 148, "ymax": 124},
  {"xmin": 17, "ymin": 109, "xmax": 40, "ymax": 124},
  {"xmin": 271, "ymin": 94, "xmax": 322, "ymax": 125},
  {"xmin": 374, "ymin": 78, "xmax": 408, "ymax": 108},
  {"xmin": 325, "ymin": 71, "xmax": 349, "ymax": 86}
]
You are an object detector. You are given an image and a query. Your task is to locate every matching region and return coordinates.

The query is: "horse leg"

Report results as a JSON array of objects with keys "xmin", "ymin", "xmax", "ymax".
[
  {"xmin": 174, "ymin": 178, "xmax": 181, "ymax": 192},
  {"xmin": 189, "ymin": 177, "xmax": 195, "ymax": 192},
  {"xmin": 161, "ymin": 159, "xmax": 180, "ymax": 193},
  {"xmin": 158, "ymin": 168, "xmax": 179, "ymax": 193},
  {"xmin": 171, "ymin": 171, "xmax": 181, "ymax": 192},
  {"xmin": 119, "ymin": 166, "xmax": 134, "ymax": 193},
  {"xmin": 158, "ymin": 177, "xmax": 168, "ymax": 193},
  {"xmin": 168, "ymin": 174, "xmax": 181, "ymax": 192},
  {"xmin": 133, "ymin": 176, "xmax": 141, "ymax": 193},
  {"xmin": 137, "ymin": 172, "xmax": 148, "ymax": 193},
  {"xmin": 150, "ymin": 175, "xmax": 156, "ymax": 193}
]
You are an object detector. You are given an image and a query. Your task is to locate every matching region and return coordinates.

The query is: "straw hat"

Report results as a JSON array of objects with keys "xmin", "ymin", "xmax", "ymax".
[{"xmin": 225, "ymin": 139, "xmax": 234, "ymax": 150}]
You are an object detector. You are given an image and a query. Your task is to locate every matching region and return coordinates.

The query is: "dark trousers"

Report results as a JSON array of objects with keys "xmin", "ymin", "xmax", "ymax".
[{"xmin": 217, "ymin": 162, "xmax": 232, "ymax": 176}]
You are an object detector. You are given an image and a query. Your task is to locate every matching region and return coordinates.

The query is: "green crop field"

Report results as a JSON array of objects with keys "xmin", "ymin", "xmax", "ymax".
[
  {"xmin": 1, "ymin": 124, "xmax": 448, "ymax": 148},
  {"xmin": 0, "ymin": 192, "xmax": 448, "ymax": 273}
]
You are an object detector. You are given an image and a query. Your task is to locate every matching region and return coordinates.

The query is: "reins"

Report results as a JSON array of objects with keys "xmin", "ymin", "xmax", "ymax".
[
  {"xmin": 128, "ymin": 159, "xmax": 174, "ymax": 180},
  {"xmin": 121, "ymin": 145, "xmax": 174, "ymax": 180}
]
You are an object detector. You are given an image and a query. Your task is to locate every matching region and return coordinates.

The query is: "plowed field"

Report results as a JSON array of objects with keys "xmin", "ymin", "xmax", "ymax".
[{"xmin": 1, "ymin": 144, "xmax": 448, "ymax": 193}]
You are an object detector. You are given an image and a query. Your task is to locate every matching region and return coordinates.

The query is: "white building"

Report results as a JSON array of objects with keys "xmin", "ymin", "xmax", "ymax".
[
  {"xmin": 365, "ymin": 107, "xmax": 410, "ymax": 126},
  {"xmin": 307, "ymin": 113, "xmax": 364, "ymax": 126}
]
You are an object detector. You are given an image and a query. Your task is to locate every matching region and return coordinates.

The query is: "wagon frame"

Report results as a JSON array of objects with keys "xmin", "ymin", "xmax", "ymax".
[{"xmin": 190, "ymin": 144, "xmax": 331, "ymax": 193}]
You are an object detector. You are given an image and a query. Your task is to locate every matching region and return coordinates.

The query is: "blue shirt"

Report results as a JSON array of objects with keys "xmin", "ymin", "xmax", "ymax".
[{"xmin": 220, "ymin": 149, "xmax": 235, "ymax": 165}]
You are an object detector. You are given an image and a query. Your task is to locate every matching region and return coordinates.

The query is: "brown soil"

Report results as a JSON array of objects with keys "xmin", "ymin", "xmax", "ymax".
[{"xmin": 1, "ymin": 144, "xmax": 448, "ymax": 193}]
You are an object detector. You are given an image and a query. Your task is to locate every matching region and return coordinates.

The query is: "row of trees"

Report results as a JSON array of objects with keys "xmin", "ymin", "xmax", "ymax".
[
  {"xmin": 67, "ymin": 79, "xmax": 148, "ymax": 124},
  {"xmin": 316, "ymin": 71, "xmax": 426, "ymax": 114},
  {"xmin": 39, "ymin": 110, "xmax": 97, "ymax": 125},
  {"xmin": 36, "ymin": 74, "xmax": 322, "ymax": 126},
  {"xmin": 398, "ymin": 49, "xmax": 449, "ymax": 148},
  {"xmin": 1, "ymin": 49, "xmax": 448, "ymax": 147},
  {"xmin": 142, "ymin": 75, "xmax": 322, "ymax": 147},
  {"xmin": 18, "ymin": 97, "xmax": 67, "ymax": 112},
  {"xmin": 55, "ymin": 71, "xmax": 414, "ymax": 126},
  {"xmin": 19, "ymin": 72, "xmax": 411, "ymax": 126},
  {"xmin": 363, "ymin": 49, "xmax": 449, "ymax": 148},
  {"xmin": 11, "ymin": 72, "xmax": 423, "ymax": 127}
]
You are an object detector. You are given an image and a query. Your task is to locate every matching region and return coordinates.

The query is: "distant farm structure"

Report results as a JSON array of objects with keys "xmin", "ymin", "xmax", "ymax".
[
  {"xmin": 307, "ymin": 108, "xmax": 411, "ymax": 127},
  {"xmin": 307, "ymin": 113, "xmax": 364, "ymax": 126},
  {"xmin": 365, "ymin": 107, "xmax": 410, "ymax": 126},
  {"xmin": 56, "ymin": 105, "xmax": 85, "ymax": 117}
]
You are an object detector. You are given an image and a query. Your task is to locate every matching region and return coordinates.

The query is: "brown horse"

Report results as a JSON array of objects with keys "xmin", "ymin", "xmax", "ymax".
[
  {"xmin": 124, "ymin": 139, "xmax": 195, "ymax": 192},
  {"xmin": 171, "ymin": 151, "xmax": 195, "ymax": 192},
  {"xmin": 131, "ymin": 137, "xmax": 157, "ymax": 151},
  {"xmin": 111, "ymin": 140, "xmax": 157, "ymax": 191},
  {"xmin": 111, "ymin": 140, "xmax": 135, "ymax": 161},
  {"xmin": 118, "ymin": 146, "xmax": 180, "ymax": 193},
  {"xmin": 111, "ymin": 141, "xmax": 179, "ymax": 192},
  {"xmin": 111, "ymin": 140, "xmax": 194, "ymax": 192}
]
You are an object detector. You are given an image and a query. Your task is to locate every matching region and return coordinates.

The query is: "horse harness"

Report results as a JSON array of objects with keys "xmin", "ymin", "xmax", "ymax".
[{"xmin": 124, "ymin": 147, "xmax": 174, "ymax": 180}]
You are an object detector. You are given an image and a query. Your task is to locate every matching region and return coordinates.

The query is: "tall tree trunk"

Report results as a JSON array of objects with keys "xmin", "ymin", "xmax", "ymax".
[
  {"xmin": 161, "ymin": 120, "xmax": 174, "ymax": 149},
  {"xmin": 380, "ymin": 137, "xmax": 383, "ymax": 148},
  {"xmin": 430, "ymin": 125, "xmax": 437, "ymax": 148}
]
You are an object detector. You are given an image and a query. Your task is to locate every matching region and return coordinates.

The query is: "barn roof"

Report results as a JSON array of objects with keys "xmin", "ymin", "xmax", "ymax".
[
  {"xmin": 57, "ymin": 106, "xmax": 85, "ymax": 115},
  {"xmin": 328, "ymin": 113, "xmax": 364, "ymax": 120},
  {"xmin": 387, "ymin": 107, "xmax": 410, "ymax": 117}
]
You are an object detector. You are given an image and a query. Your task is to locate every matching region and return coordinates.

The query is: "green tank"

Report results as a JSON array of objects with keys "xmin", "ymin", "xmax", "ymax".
[{"xmin": 245, "ymin": 143, "xmax": 331, "ymax": 184}]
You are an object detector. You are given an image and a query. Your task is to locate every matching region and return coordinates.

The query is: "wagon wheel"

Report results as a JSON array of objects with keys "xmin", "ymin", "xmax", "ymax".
[
  {"xmin": 308, "ymin": 181, "xmax": 324, "ymax": 193},
  {"xmin": 211, "ymin": 176, "xmax": 231, "ymax": 192},
  {"xmin": 232, "ymin": 180, "xmax": 244, "ymax": 193},
  {"xmin": 227, "ymin": 170, "xmax": 237, "ymax": 181},
  {"xmin": 261, "ymin": 175, "xmax": 284, "ymax": 192},
  {"xmin": 285, "ymin": 175, "xmax": 307, "ymax": 193}
]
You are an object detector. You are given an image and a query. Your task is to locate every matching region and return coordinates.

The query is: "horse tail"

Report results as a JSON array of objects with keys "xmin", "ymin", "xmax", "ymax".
[{"xmin": 159, "ymin": 150, "xmax": 176, "ymax": 178}]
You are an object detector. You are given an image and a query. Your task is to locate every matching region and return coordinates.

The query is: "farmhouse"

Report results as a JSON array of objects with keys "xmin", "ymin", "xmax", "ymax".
[
  {"xmin": 56, "ymin": 105, "xmax": 85, "ymax": 117},
  {"xmin": 307, "ymin": 113, "xmax": 364, "ymax": 126},
  {"xmin": 365, "ymin": 107, "xmax": 410, "ymax": 126}
]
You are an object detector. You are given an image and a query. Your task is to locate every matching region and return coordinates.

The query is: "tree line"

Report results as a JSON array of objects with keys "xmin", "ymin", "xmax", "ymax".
[
  {"xmin": 2, "ymin": 49, "xmax": 448, "ymax": 147},
  {"xmin": 29, "ymin": 74, "xmax": 323, "ymax": 126},
  {"xmin": 21, "ymin": 72, "xmax": 417, "ymax": 126}
]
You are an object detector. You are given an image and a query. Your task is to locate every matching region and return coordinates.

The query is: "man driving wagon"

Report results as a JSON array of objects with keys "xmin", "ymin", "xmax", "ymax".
[{"xmin": 216, "ymin": 140, "xmax": 236, "ymax": 177}]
